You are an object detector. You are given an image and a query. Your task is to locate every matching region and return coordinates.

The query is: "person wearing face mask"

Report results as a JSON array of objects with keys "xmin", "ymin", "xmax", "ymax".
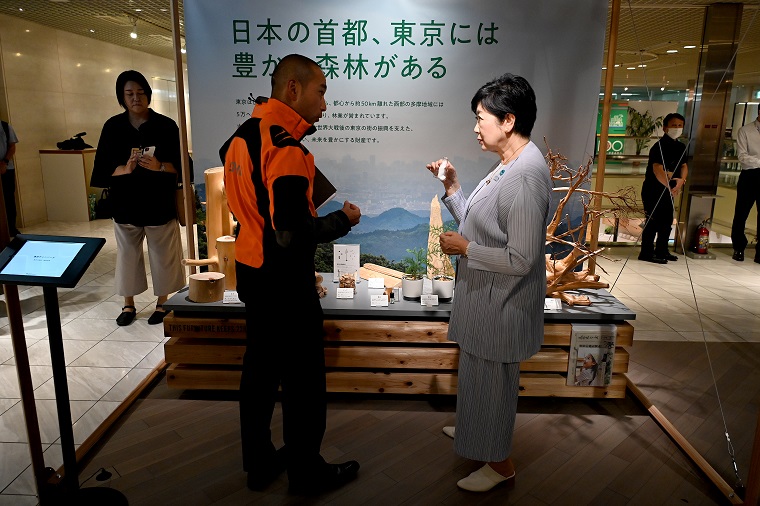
[
  {"xmin": 638, "ymin": 112, "xmax": 688, "ymax": 264},
  {"xmin": 730, "ymin": 110, "xmax": 760, "ymax": 263}
]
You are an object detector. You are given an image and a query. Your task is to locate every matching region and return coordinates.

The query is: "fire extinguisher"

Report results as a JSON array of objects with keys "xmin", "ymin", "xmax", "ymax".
[{"xmin": 695, "ymin": 220, "xmax": 709, "ymax": 254}]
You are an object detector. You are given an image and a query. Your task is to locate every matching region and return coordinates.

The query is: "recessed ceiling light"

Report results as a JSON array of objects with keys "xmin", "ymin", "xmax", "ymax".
[
  {"xmin": 667, "ymin": 49, "xmax": 678, "ymax": 53},
  {"xmin": 15, "ymin": 53, "xmax": 21, "ymax": 57},
  {"xmin": 626, "ymin": 67, "xmax": 635, "ymax": 70},
  {"xmin": 614, "ymin": 64, "xmax": 620, "ymax": 68},
  {"xmin": 684, "ymin": 45, "xmax": 696, "ymax": 49},
  {"xmin": 660, "ymin": 87, "xmax": 665, "ymax": 91},
  {"xmin": 89, "ymin": 29, "xmax": 95, "ymax": 33},
  {"xmin": 25, "ymin": 29, "xmax": 29, "ymax": 32},
  {"xmin": 181, "ymin": 48, "xmax": 187, "ymax": 54},
  {"xmin": 624, "ymin": 87, "xmax": 628, "ymax": 91},
  {"xmin": 135, "ymin": 8, "xmax": 142, "ymax": 12},
  {"xmin": 18, "ymin": 8, "xmax": 23, "ymax": 11},
  {"xmin": 76, "ymin": 63, "xmax": 81, "ymax": 67},
  {"xmin": 161, "ymin": 8, "xmax": 168, "ymax": 11}
]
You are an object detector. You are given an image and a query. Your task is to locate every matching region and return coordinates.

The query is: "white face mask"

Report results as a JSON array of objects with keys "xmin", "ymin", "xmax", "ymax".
[{"xmin": 666, "ymin": 128, "xmax": 683, "ymax": 140}]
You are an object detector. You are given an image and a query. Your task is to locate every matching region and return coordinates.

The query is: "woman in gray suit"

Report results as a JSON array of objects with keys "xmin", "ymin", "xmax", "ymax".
[{"xmin": 427, "ymin": 73, "xmax": 552, "ymax": 492}]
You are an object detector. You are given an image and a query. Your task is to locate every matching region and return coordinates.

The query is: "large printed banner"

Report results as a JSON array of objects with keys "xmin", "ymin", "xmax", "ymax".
[{"xmin": 185, "ymin": 0, "xmax": 607, "ymax": 261}]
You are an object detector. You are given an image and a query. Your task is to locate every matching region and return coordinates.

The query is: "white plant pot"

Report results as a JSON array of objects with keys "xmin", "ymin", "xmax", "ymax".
[
  {"xmin": 401, "ymin": 276, "xmax": 424, "ymax": 300},
  {"xmin": 431, "ymin": 275, "xmax": 455, "ymax": 302}
]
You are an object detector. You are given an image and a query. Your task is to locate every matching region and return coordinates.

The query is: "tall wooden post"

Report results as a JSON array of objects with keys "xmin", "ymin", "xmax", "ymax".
[{"xmin": 589, "ymin": 0, "xmax": 621, "ymax": 275}]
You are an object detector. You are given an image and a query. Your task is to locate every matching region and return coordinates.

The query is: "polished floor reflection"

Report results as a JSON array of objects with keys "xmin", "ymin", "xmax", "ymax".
[
  {"xmin": 0, "ymin": 219, "xmax": 190, "ymax": 503},
  {"xmin": 1, "ymin": 221, "xmax": 759, "ymax": 503}
]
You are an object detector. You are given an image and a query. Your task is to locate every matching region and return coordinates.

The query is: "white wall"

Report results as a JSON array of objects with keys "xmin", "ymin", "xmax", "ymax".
[{"xmin": 0, "ymin": 14, "xmax": 189, "ymax": 227}]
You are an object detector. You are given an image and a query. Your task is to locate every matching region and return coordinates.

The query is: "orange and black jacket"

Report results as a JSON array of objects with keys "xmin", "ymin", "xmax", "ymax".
[{"xmin": 220, "ymin": 97, "xmax": 350, "ymax": 288}]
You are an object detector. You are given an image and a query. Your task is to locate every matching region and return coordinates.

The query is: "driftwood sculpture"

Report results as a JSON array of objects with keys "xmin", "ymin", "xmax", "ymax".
[{"xmin": 545, "ymin": 144, "xmax": 639, "ymax": 306}]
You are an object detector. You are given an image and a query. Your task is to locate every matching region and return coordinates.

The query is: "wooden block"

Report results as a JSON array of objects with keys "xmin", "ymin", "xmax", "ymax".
[
  {"xmin": 325, "ymin": 371, "xmax": 458, "ymax": 395},
  {"xmin": 164, "ymin": 337, "xmax": 245, "ymax": 365},
  {"xmin": 163, "ymin": 316, "xmax": 246, "ymax": 339},
  {"xmin": 518, "ymin": 373, "xmax": 627, "ymax": 398},
  {"xmin": 324, "ymin": 320, "xmax": 450, "ymax": 343},
  {"xmin": 359, "ymin": 267, "xmax": 402, "ymax": 288},
  {"xmin": 325, "ymin": 346, "xmax": 459, "ymax": 369},
  {"xmin": 543, "ymin": 322, "xmax": 633, "ymax": 346},
  {"xmin": 521, "ymin": 348, "xmax": 629, "ymax": 373},
  {"xmin": 166, "ymin": 364, "xmax": 241, "ymax": 390}
]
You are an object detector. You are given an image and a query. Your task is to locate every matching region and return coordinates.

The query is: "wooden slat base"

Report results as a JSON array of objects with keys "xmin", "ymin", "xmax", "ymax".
[{"xmin": 164, "ymin": 318, "xmax": 633, "ymax": 397}]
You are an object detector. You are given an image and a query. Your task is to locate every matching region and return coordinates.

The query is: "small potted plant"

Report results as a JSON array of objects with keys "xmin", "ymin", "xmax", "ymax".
[
  {"xmin": 401, "ymin": 247, "xmax": 426, "ymax": 300},
  {"xmin": 427, "ymin": 224, "xmax": 456, "ymax": 301}
]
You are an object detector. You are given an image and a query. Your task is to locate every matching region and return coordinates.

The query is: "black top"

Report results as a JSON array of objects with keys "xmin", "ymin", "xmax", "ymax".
[
  {"xmin": 643, "ymin": 135, "xmax": 687, "ymax": 191},
  {"xmin": 91, "ymin": 110, "xmax": 191, "ymax": 226}
]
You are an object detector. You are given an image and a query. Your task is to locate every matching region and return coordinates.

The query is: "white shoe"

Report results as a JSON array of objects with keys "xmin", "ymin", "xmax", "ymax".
[
  {"xmin": 457, "ymin": 464, "xmax": 515, "ymax": 492},
  {"xmin": 442, "ymin": 426, "xmax": 455, "ymax": 438}
]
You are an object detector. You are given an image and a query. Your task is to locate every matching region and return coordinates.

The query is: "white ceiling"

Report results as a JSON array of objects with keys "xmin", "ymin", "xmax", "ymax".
[{"xmin": 1, "ymin": 0, "xmax": 759, "ymax": 93}]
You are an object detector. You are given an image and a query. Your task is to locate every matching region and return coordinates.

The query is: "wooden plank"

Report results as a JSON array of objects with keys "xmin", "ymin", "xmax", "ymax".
[
  {"xmin": 521, "ymin": 348, "xmax": 629, "ymax": 373},
  {"xmin": 165, "ymin": 339, "xmax": 628, "ymax": 374},
  {"xmin": 518, "ymin": 373, "xmax": 627, "ymax": 398},
  {"xmin": 325, "ymin": 347, "xmax": 459, "ymax": 369},
  {"xmin": 323, "ymin": 320, "xmax": 450, "ymax": 343},
  {"xmin": 543, "ymin": 322, "xmax": 633, "ymax": 346},
  {"xmin": 164, "ymin": 337, "xmax": 245, "ymax": 365},
  {"xmin": 163, "ymin": 316, "xmax": 246, "ymax": 339},
  {"xmin": 166, "ymin": 365, "xmax": 629, "ymax": 398},
  {"xmin": 624, "ymin": 374, "xmax": 743, "ymax": 504},
  {"xmin": 359, "ymin": 266, "xmax": 402, "ymax": 288}
]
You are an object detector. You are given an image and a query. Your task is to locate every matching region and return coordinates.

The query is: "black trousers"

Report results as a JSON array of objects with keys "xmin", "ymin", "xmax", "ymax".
[
  {"xmin": 237, "ymin": 262, "xmax": 327, "ymax": 481},
  {"xmin": 641, "ymin": 184, "xmax": 674, "ymax": 257},
  {"xmin": 1, "ymin": 169, "xmax": 18, "ymax": 235},
  {"xmin": 731, "ymin": 168, "xmax": 760, "ymax": 257}
]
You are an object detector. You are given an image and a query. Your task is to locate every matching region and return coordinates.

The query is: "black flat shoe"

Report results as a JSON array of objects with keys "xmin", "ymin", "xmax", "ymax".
[
  {"xmin": 638, "ymin": 254, "xmax": 667, "ymax": 264},
  {"xmin": 662, "ymin": 253, "xmax": 678, "ymax": 261},
  {"xmin": 732, "ymin": 250, "xmax": 744, "ymax": 261},
  {"xmin": 116, "ymin": 305, "xmax": 136, "ymax": 326},
  {"xmin": 289, "ymin": 460, "xmax": 360, "ymax": 495},
  {"xmin": 147, "ymin": 304, "xmax": 168, "ymax": 325},
  {"xmin": 247, "ymin": 446, "xmax": 287, "ymax": 491}
]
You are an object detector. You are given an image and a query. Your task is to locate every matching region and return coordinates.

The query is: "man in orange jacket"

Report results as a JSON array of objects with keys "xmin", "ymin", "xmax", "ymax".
[{"xmin": 220, "ymin": 54, "xmax": 361, "ymax": 495}]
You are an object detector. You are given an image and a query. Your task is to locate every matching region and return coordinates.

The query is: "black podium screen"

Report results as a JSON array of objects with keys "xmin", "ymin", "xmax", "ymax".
[{"xmin": 0, "ymin": 234, "xmax": 105, "ymax": 288}]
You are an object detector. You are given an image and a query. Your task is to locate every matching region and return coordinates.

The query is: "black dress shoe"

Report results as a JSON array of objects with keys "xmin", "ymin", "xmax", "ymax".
[
  {"xmin": 732, "ymin": 250, "xmax": 744, "ymax": 261},
  {"xmin": 638, "ymin": 254, "xmax": 667, "ymax": 264},
  {"xmin": 247, "ymin": 446, "xmax": 287, "ymax": 491},
  {"xmin": 147, "ymin": 304, "xmax": 168, "ymax": 325},
  {"xmin": 755, "ymin": 257, "xmax": 760, "ymax": 264},
  {"xmin": 289, "ymin": 460, "xmax": 360, "ymax": 495},
  {"xmin": 662, "ymin": 253, "xmax": 678, "ymax": 261},
  {"xmin": 116, "ymin": 305, "xmax": 136, "ymax": 326}
]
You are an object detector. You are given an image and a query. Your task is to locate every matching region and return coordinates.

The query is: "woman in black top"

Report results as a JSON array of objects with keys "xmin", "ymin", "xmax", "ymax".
[{"xmin": 91, "ymin": 70, "xmax": 188, "ymax": 326}]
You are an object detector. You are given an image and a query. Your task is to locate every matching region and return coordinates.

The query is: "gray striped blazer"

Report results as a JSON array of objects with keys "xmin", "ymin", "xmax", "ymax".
[{"xmin": 442, "ymin": 142, "xmax": 551, "ymax": 363}]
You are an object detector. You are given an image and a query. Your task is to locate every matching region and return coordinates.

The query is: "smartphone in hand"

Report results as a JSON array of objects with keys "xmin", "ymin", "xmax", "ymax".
[{"xmin": 141, "ymin": 146, "xmax": 156, "ymax": 158}]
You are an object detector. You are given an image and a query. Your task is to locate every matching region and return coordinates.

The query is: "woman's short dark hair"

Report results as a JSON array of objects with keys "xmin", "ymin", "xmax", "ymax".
[
  {"xmin": 471, "ymin": 73, "xmax": 537, "ymax": 137},
  {"xmin": 116, "ymin": 70, "xmax": 152, "ymax": 109}
]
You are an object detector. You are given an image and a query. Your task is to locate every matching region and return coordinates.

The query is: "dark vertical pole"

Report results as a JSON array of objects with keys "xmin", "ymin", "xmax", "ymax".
[{"xmin": 42, "ymin": 286, "xmax": 78, "ymax": 496}]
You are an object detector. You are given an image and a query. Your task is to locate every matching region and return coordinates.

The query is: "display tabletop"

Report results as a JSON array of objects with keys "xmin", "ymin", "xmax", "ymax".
[{"xmin": 163, "ymin": 273, "xmax": 635, "ymax": 322}]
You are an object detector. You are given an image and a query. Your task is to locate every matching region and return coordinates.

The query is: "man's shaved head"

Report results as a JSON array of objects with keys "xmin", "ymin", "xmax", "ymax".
[
  {"xmin": 270, "ymin": 54, "xmax": 327, "ymax": 124},
  {"xmin": 271, "ymin": 54, "xmax": 322, "ymax": 98}
]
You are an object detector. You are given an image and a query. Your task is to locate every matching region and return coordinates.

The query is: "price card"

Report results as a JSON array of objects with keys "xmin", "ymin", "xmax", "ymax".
[
  {"xmin": 544, "ymin": 298, "xmax": 562, "ymax": 310},
  {"xmin": 421, "ymin": 294, "xmax": 439, "ymax": 306},
  {"xmin": 370, "ymin": 294, "xmax": 389, "ymax": 307},
  {"xmin": 336, "ymin": 287, "xmax": 354, "ymax": 299},
  {"xmin": 223, "ymin": 290, "xmax": 241, "ymax": 304},
  {"xmin": 367, "ymin": 277, "xmax": 385, "ymax": 289}
]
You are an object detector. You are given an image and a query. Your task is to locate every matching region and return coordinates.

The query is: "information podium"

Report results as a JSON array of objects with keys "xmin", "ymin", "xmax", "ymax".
[{"xmin": 0, "ymin": 235, "xmax": 126, "ymax": 504}]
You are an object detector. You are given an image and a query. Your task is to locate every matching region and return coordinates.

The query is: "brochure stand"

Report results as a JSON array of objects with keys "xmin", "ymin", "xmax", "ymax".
[{"xmin": 0, "ymin": 235, "xmax": 126, "ymax": 505}]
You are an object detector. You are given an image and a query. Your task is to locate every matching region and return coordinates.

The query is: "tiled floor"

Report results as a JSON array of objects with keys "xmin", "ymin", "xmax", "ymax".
[
  {"xmin": 0, "ymin": 220, "xmax": 759, "ymax": 504},
  {"xmin": 0, "ymin": 219, "xmax": 191, "ymax": 503}
]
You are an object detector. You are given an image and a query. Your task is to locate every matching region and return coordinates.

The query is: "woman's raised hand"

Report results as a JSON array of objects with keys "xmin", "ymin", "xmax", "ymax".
[{"xmin": 426, "ymin": 158, "xmax": 460, "ymax": 196}]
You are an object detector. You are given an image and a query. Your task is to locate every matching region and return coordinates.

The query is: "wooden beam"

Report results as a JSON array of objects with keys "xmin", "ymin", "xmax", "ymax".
[{"xmin": 625, "ymin": 374, "xmax": 743, "ymax": 504}]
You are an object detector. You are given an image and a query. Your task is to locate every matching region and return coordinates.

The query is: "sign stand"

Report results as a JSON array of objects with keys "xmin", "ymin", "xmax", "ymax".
[{"xmin": 0, "ymin": 234, "xmax": 127, "ymax": 505}]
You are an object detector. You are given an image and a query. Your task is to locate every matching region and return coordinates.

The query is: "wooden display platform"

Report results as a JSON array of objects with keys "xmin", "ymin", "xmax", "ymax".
[{"xmin": 164, "ymin": 316, "xmax": 633, "ymax": 398}]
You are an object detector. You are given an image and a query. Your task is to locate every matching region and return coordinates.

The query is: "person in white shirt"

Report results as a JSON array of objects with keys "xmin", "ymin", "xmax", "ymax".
[{"xmin": 731, "ymin": 111, "xmax": 760, "ymax": 263}]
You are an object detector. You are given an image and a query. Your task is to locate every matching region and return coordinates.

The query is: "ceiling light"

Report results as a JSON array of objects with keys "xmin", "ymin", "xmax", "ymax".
[
  {"xmin": 621, "ymin": 93, "xmax": 634, "ymax": 96},
  {"xmin": 130, "ymin": 18, "xmax": 138, "ymax": 39},
  {"xmin": 89, "ymin": 29, "xmax": 95, "ymax": 33},
  {"xmin": 135, "ymin": 9, "xmax": 142, "ymax": 12},
  {"xmin": 637, "ymin": 64, "xmax": 646, "ymax": 68},
  {"xmin": 602, "ymin": 66, "xmax": 607, "ymax": 70},
  {"xmin": 624, "ymin": 87, "xmax": 628, "ymax": 91},
  {"xmin": 18, "ymin": 8, "xmax": 23, "ymax": 11},
  {"xmin": 614, "ymin": 64, "xmax": 620, "ymax": 68},
  {"xmin": 667, "ymin": 49, "xmax": 678, "ymax": 53},
  {"xmin": 660, "ymin": 87, "xmax": 665, "ymax": 91},
  {"xmin": 684, "ymin": 45, "xmax": 696, "ymax": 49},
  {"xmin": 181, "ymin": 47, "xmax": 187, "ymax": 54},
  {"xmin": 626, "ymin": 67, "xmax": 635, "ymax": 70},
  {"xmin": 130, "ymin": 30, "xmax": 137, "ymax": 39}
]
